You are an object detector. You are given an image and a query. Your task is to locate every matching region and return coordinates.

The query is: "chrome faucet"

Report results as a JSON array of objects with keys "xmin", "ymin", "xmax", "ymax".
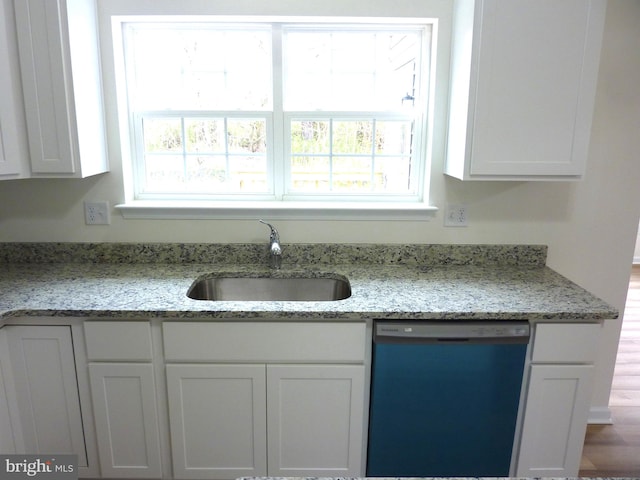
[{"xmin": 259, "ymin": 220, "xmax": 282, "ymax": 269}]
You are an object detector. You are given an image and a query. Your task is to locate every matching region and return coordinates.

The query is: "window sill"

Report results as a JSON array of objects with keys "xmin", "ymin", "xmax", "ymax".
[{"xmin": 115, "ymin": 201, "xmax": 438, "ymax": 221}]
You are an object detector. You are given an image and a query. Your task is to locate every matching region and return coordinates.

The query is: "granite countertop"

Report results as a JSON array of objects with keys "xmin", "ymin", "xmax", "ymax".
[{"xmin": 0, "ymin": 243, "xmax": 618, "ymax": 322}]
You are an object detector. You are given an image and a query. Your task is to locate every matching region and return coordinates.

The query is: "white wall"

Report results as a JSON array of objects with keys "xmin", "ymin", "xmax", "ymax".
[{"xmin": 0, "ymin": 1, "xmax": 639, "ymax": 418}]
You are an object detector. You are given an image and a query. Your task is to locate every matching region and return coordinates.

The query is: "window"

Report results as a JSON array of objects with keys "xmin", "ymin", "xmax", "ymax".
[
  {"xmin": 113, "ymin": 15, "xmax": 437, "ymax": 216},
  {"xmin": 125, "ymin": 24, "xmax": 273, "ymax": 199}
]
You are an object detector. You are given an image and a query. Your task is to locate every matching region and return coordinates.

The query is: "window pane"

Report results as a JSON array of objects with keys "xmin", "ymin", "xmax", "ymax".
[
  {"xmin": 144, "ymin": 155, "xmax": 185, "ymax": 192},
  {"xmin": 333, "ymin": 121, "xmax": 373, "ymax": 154},
  {"xmin": 376, "ymin": 121, "xmax": 413, "ymax": 155},
  {"xmin": 144, "ymin": 155, "xmax": 269, "ymax": 194},
  {"xmin": 185, "ymin": 156, "xmax": 227, "ymax": 190},
  {"xmin": 230, "ymin": 156, "xmax": 269, "ymax": 192},
  {"xmin": 227, "ymin": 119, "xmax": 267, "ymax": 154},
  {"xmin": 185, "ymin": 119, "xmax": 225, "ymax": 153},
  {"xmin": 374, "ymin": 156, "xmax": 412, "ymax": 192},
  {"xmin": 128, "ymin": 25, "xmax": 272, "ymax": 110},
  {"xmin": 284, "ymin": 29, "xmax": 421, "ymax": 111},
  {"xmin": 291, "ymin": 121, "xmax": 330, "ymax": 154},
  {"xmin": 184, "ymin": 155, "xmax": 269, "ymax": 193},
  {"xmin": 143, "ymin": 118, "xmax": 182, "ymax": 152},
  {"xmin": 290, "ymin": 156, "xmax": 330, "ymax": 191},
  {"xmin": 333, "ymin": 156, "xmax": 373, "ymax": 192}
]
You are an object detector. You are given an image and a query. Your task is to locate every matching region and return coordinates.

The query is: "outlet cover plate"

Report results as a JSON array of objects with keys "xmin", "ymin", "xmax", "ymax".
[
  {"xmin": 444, "ymin": 204, "xmax": 468, "ymax": 227},
  {"xmin": 84, "ymin": 201, "xmax": 111, "ymax": 225}
]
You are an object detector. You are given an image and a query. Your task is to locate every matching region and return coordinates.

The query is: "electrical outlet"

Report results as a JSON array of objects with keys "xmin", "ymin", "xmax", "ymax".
[
  {"xmin": 444, "ymin": 204, "xmax": 468, "ymax": 227},
  {"xmin": 84, "ymin": 201, "xmax": 111, "ymax": 225}
]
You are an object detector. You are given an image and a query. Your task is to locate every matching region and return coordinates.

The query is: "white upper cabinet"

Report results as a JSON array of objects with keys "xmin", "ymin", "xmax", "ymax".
[
  {"xmin": 14, "ymin": 0, "xmax": 108, "ymax": 177},
  {"xmin": 445, "ymin": 0, "xmax": 606, "ymax": 180},
  {"xmin": 0, "ymin": 0, "xmax": 29, "ymax": 179}
]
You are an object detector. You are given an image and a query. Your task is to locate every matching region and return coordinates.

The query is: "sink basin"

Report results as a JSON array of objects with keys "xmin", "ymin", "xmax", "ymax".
[{"xmin": 187, "ymin": 275, "xmax": 352, "ymax": 301}]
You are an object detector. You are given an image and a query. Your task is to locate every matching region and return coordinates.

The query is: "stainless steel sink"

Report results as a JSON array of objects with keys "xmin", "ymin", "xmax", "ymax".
[{"xmin": 187, "ymin": 275, "xmax": 352, "ymax": 301}]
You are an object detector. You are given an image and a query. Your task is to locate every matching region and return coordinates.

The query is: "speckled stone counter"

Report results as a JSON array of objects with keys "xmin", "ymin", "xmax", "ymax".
[{"xmin": 0, "ymin": 243, "xmax": 618, "ymax": 322}]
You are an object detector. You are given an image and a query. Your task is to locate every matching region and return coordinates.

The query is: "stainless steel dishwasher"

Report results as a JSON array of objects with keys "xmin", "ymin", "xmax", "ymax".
[{"xmin": 367, "ymin": 320, "xmax": 530, "ymax": 477}]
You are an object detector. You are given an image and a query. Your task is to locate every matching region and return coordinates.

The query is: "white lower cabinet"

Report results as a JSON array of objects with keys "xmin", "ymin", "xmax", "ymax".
[
  {"xmin": 84, "ymin": 321, "xmax": 162, "ymax": 478},
  {"xmin": 163, "ymin": 321, "xmax": 367, "ymax": 479},
  {"xmin": 515, "ymin": 322, "xmax": 601, "ymax": 476},
  {"xmin": 166, "ymin": 363, "xmax": 365, "ymax": 480},
  {"xmin": 5, "ymin": 326, "xmax": 87, "ymax": 465},
  {"xmin": 0, "ymin": 318, "xmax": 606, "ymax": 480},
  {"xmin": 88, "ymin": 363, "xmax": 162, "ymax": 478},
  {"xmin": 166, "ymin": 364, "xmax": 268, "ymax": 479},
  {"xmin": 0, "ymin": 328, "xmax": 20, "ymax": 453},
  {"xmin": 517, "ymin": 364, "xmax": 594, "ymax": 475},
  {"xmin": 266, "ymin": 364, "xmax": 365, "ymax": 476}
]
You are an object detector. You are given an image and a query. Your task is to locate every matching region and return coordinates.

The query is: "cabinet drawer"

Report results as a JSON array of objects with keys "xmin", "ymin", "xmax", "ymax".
[
  {"xmin": 163, "ymin": 322, "xmax": 366, "ymax": 363},
  {"xmin": 531, "ymin": 323, "xmax": 601, "ymax": 363},
  {"xmin": 85, "ymin": 322, "xmax": 153, "ymax": 361}
]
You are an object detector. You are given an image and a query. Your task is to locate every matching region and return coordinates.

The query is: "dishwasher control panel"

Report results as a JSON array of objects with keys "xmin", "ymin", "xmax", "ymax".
[{"xmin": 374, "ymin": 321, "xmax": 530, "ymax": 343}]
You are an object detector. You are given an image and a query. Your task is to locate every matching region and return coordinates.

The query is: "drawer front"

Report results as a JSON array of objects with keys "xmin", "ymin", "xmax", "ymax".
[
  {"xmin": 85, "ymin": 322, "xmax": 153, "ymax": 361},
  {"xmin": 532, "ymin": 323, "xmax": 601, "ymax": 363},
  {"xmin": 163, "ymin": 322, "xmax": 366, "ymax": 363}
]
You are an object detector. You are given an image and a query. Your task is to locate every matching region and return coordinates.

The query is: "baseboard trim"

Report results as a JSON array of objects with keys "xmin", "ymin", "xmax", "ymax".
[{"xmin": 588, "ymin": 406, "xmax": 614, "ymax": 424}]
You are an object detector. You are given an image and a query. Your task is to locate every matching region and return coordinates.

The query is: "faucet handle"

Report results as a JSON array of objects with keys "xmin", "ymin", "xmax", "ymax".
[
  {"xmin": 260, "ymin": 220, "xmax": 282, "ymax": 269},
  {"xmin": 259, "ymin": 219, "xmax": 280, "ymax": 242}
]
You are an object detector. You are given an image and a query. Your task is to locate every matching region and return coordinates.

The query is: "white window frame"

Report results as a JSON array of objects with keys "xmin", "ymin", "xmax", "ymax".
[{"xmin": 103, "ymin": 9, "xmax": 442, "ymax": 220}]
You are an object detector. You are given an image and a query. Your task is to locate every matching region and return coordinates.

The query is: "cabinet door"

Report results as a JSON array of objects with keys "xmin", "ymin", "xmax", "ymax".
[
  {"xmin": 516, "ymin": 364, "xmax": 594, "ymax": 476},
  {"xmin": 0, "ymin": 328, "xmax": 20, "ymax": 453},
  {"xmin": 88, "ymin": 363, "xmax": 162, "ymax": 478},
  {"xmin": 166, "ymin": 364, "xmax": 267, "ymax": 479},
  {"xmin": 0, "ymin": 0, "xmax": 29, "ymax": 178},
  {"xmin": 266, "ymin": 365, "xmax": 365, "ymax": 476},
  {"xmin": 446, "ymin": 0, "xmax": 606, "ymax": 180},
  {"xmin": 14, "ymin": 0, "xmax": 75, "ymax": 174},
  {"xmin": 14, "ymin": 0, "xmax": 108, "ymax": 177},
  {"xmin": 6, "ymin": 326, "xmax": 87, "ymax": 466}
]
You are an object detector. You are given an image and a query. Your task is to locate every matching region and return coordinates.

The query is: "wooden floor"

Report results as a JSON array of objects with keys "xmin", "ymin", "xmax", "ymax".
[{"xmin": 579, "ymin": 265, "xmax": 640, "ymax": 477}]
